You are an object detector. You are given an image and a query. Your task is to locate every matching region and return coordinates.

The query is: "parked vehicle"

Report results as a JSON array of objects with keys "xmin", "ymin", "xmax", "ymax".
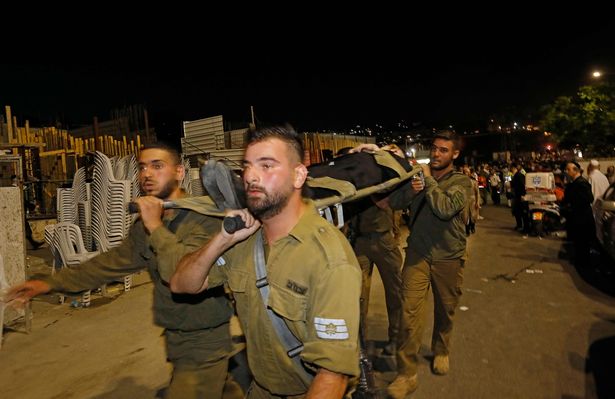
[
  {"xmin": 593, "ymin": 182, "xmax": 615, "ymax": 261},
  {"xmin": 522, "ymin": 172, "xmax": 565, "ymax": 237}
]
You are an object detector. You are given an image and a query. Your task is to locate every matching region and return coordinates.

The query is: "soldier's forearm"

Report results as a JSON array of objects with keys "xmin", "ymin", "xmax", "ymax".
[
  {"xmin": 170, "ymin": 233, "xmax": 229, "ymax": 294},
  {"xmin": 306, "ymin": 368, "xmax": 348, "ymax": 399}
]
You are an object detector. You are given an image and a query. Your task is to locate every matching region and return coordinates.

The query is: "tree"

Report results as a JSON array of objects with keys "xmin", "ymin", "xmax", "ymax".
[{"xmin": 540, "ymin": 82, "xmax": 615, "ymax": 156}]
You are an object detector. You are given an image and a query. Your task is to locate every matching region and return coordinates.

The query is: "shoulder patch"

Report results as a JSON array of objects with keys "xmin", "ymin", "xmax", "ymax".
[{"xmin": 314, "ymin": 317, "xmax": 349, "ymax": 340}]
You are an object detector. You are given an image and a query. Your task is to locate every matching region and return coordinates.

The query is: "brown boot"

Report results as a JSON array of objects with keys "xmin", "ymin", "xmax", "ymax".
[
  {"xmin": 386, "ymin": 373, "xmax": 418, "ymax": 399},
  {"xmin": 432, "ymin": 355, "xmax": 449, "ymax": 375}
]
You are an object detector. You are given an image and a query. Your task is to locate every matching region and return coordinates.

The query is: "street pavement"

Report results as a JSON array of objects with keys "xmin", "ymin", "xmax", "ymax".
[{"xmin": 1, "ymin": 204, "xmax": 615, "ymax": 398}]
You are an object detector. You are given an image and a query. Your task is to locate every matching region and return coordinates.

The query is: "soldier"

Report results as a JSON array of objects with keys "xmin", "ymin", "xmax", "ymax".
[
  {"xmin": 385, "ymin": 130, "xmax": 473, "ymax": 398},
  {"xmin": 7, "ymin": 144, "xmax": 237, "ymax": 399},
  {"xmin": 171, "ymin": 125, "xmax": 362, "ymax": 398},
  {"xmin": 350, "ymin": 198, "xmax": 403, "ymax": 356}
]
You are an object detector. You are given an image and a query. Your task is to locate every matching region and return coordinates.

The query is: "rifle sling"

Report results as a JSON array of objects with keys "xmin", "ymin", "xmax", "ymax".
[{"xmin": 254, "ymin": 231, "xmax": 314, "ymax": 385}]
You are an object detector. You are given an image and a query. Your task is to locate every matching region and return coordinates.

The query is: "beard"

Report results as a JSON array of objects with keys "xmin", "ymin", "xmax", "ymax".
[
  {"xmin": 247, "ymin": 185, "xmax": 292, "ymax": 220},
  {"xmin": 142, "ymin": 179, "xmax": 177, "ymax": 200},
  {"xmin": 429, "ymin": 157, "xmax": 453, "ymax": 171}
]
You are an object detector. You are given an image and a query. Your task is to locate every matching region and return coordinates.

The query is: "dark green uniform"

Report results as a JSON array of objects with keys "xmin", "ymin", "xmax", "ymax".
[
  {"xmin": 352, "ymin": 204, "xmax": 402, "ymax": 345},
  {"xmin": 208, "ymin": 200, "xmax": 362, "ymax": 397},
  {"xmin": 388, "ymin": 171, "xmax": 472, "ymax": 377},
  {"xmin": 43, "ymin": 208, "xmax": 234, "ymax": 399}
]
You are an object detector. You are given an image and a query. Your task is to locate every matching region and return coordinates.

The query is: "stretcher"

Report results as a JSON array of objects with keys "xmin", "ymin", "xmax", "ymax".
[{"xmin": 131, "ymin": 150, "xmax": 422, "ymax": 227}]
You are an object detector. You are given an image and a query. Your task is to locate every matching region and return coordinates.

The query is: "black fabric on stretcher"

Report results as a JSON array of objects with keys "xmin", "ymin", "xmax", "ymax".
[{"xmin": 306, "ymin": 151, "xmax": 412, "ymax": 199}]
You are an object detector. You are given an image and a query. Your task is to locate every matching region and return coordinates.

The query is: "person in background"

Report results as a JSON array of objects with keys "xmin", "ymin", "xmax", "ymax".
[
  {"xmin": 489, "ymin": 169, "xmax": 501, "ymax": 205},
  {"xmin": 606, "ymin": 165, "xmax": 615, "ymax": 185},
  {"xmin": 511, "ymin": 164, "xmax": 530, "ymax": 234},
  {"xmin": 587, "ymin": 159, "xmax": 609, "ymax": 203},
  {"xmin": 562, "ymin": 161, "xmax": 595, "ymax": 268}
]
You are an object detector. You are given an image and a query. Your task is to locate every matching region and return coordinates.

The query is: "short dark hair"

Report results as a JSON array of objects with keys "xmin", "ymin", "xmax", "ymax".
[
  {"xmin": 433, "ymin": 130, "xmax": 460, "ymax": 150},
  {"xmin": 246, "ymin": 124, "xmax": 304, "ymax": 163},
  {"xmin": 140, "ymin": 142, "xmax": 181, "ymax": 165}
]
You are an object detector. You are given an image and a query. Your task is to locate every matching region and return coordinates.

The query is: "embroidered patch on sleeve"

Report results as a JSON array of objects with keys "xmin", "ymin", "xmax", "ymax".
[
  {"xmin": 215, "ymin": 257, "xmax": 226, "ymax": 266},
  {"xmin": 314, "ymin": 317, "xmax": 349, "ymax": 340}
]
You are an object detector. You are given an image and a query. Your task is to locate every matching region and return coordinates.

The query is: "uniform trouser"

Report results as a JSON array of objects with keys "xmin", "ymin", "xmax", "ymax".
[
  {"xmin": 354, "ymin": 232, "xmax": 403, "ymax": 342},
  {"xmin": 164, "ymin": 323, "xmax": 233, "ymax": 399},
  {"xmin": 396, "ymin": 251, "xmax": 464, "ymax": 377}
]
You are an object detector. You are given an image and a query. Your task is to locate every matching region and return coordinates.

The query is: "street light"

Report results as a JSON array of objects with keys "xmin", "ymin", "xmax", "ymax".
[{"xmin": 591, "ymin": 69, "xmax": 615, "ymax": 80}]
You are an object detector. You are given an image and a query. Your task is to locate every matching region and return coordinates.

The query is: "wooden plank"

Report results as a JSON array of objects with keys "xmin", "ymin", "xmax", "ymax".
[
  {"xmin": 144, "ymin": 109, "xmax": 150, "ymax": 143},
  {"xmin": 25, "ymin": 121, "xmax": 30, "ymax": 143},
  {"xmin": 61, "ymin": 153, "xmax": 67, "ymax": 176},
  {"xmin": 12, "ymin": 116, "xmax": 19, "ymax": 144},
  {"xmin": 93, "ymin": 117, "xmax": 99, "ymax": 151},
  {"xmin": 5, "ymin": 106, "xmax": 13, "ymax": 143}
]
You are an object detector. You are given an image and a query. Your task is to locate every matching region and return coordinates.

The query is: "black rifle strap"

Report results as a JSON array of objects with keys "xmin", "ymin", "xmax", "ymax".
[{"xmin": 167, "ymin": 209, "xmax": 189, "ymax": 233}]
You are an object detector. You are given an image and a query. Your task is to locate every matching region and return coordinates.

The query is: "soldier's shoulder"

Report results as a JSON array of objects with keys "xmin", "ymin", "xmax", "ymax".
[
  {"xmin": 451, "ymin": 172, "xmax": 473, "ymax": 187},
  {"xmin": 310, "ymin": 218, "xmax": 356, "ymax": 269}
]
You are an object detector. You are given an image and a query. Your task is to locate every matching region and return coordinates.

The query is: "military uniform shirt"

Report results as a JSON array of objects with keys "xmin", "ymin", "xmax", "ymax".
[
  {"xmin": 356, "ymin": 203, "xmax": 393, "ymax": 234},
  {"xmin": 44, "ymin": 206, "xmax": 233, "ymax": 331},
  {"xmin": 389, "ymin": 171, "xmax": 472, "ymax": 261},
  {"xmin": 208, "ymin": 200, "xmax": 361, "ymax": 395}
]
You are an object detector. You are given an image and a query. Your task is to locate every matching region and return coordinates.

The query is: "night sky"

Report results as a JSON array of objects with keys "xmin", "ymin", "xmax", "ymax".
[{"xmin": 1, "ymin": 19, "xmax": 614, "ymax": 147}]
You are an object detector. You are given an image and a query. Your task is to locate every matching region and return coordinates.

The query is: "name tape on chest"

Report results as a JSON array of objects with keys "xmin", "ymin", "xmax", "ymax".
[{"xmin": 314, "ymin": 317, "xmax": 349, "ymax": 340}]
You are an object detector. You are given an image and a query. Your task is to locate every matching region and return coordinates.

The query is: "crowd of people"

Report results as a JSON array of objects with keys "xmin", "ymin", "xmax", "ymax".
[
  {"xmin": 5, "ymin": 126, "xmax": 613, "ymax": 398},
  {"xmin": 459, "ymin": 153, "xmax": 612, "ymax": 271}
]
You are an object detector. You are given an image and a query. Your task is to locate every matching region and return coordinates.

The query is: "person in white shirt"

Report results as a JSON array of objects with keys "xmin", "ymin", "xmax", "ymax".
[{"xmin": 587, "ymin": 159, "xmax": 610, "ymax": 203}]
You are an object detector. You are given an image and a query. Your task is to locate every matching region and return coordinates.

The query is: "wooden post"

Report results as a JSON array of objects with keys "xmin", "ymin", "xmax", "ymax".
[
  {"xmin": 12, "ymin": 116, "xmax": 19, "ymax": 144},
  {"xmin": 25, "ymin": 120, "xmax": 30, "ymax": 143},
  {"xmin": 144, "ymin": 109, "xmax": 150, "ymax": 144},
  {"xmin": 61, "ymin": 152, "xmax": 67, "ymax": 177},
  {"xmin": 93, "ymin": 116, "xmax": 100, "ymax": 151},
  {"xmin": 5, "ymin": 105, "xmax": 14, "ymax": 143}
]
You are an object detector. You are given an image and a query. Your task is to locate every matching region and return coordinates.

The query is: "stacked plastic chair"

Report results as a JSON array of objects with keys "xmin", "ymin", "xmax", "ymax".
[
  {"xmin": 90, "ymin": 151, "xmax": 133, "ymax": 252},
  {"xmin": 48, "ymin": 152, "xmax": 140, "ymax": 305}
]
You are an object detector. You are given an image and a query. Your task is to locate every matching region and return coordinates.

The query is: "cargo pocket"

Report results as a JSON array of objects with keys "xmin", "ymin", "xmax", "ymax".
[
  {"xmin": 268, "ymin": 284, "xmax": 307, "ymax": 322},
  {"xmin": 227, "ymin": 270, "xmax": 249, "ymax": 316}
]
